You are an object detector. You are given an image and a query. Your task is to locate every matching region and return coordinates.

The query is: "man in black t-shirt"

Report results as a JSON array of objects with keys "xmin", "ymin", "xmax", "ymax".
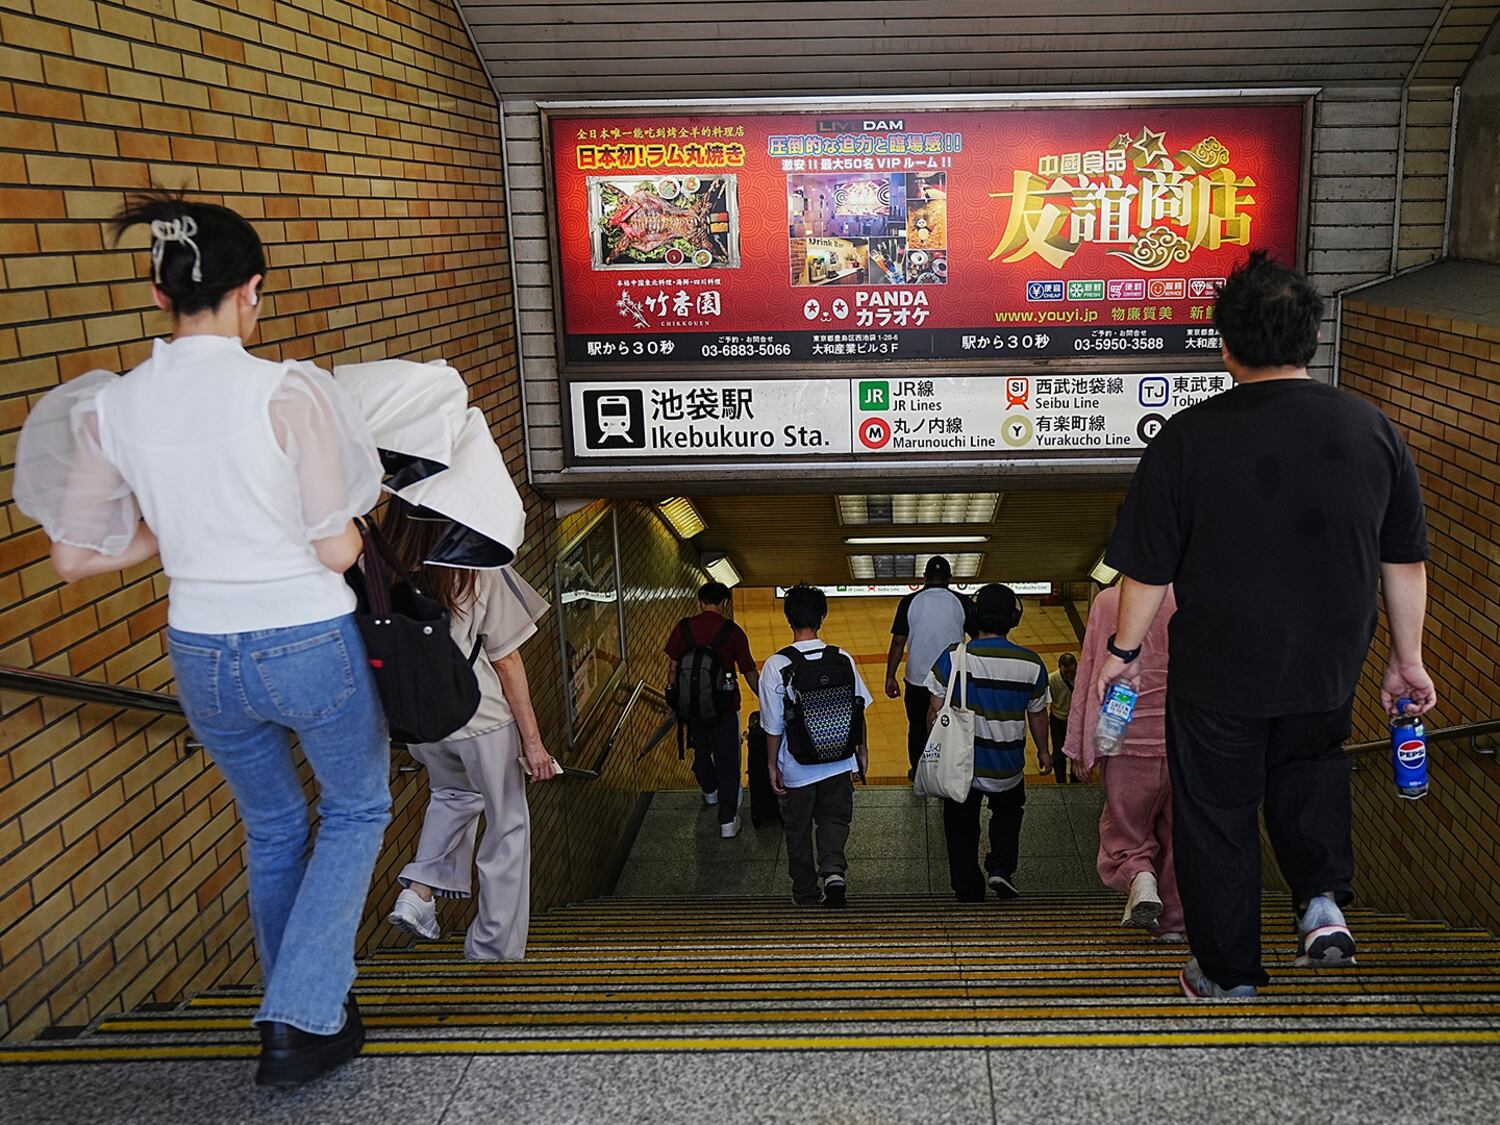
[{"xmin": 1095, "ymin": 253, "xmax": 1437, "ymax": 999}]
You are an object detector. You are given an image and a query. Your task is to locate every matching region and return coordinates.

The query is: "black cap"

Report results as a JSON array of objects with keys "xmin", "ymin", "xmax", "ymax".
[{"xmin": 924, "ymin": 555, "xmax": 952, "ymax": 580}]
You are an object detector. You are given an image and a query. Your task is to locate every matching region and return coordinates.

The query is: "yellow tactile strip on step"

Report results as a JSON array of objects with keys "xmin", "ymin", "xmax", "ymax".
[
  {"xmin": 7, "ymin": 1028, "xmax": 1500, "ymax": 1065},
  {"xmin": 90, "ymin": 1000, "xmax": 1500, "ymax": 1034}
]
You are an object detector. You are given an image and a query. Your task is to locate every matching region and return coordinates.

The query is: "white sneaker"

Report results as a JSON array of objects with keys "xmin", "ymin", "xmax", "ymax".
[
  {"xmin": 1123, "ymin": 871, "xmax": 1163, "ymax": 928},
  {"xmin": 720, "ymin": 816, "xmax": 741, "ymax": 839},
  {"xmin": 703, "ymin": 791, "xmax": 719, "ymax": 806},
  {"xmin": 387, "ymin": 888, "xmax": 440, "ymax": 940}
]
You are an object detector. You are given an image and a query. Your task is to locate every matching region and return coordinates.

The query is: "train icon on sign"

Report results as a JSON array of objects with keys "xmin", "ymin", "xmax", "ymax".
[{"xmin": 582, "ymin": 389, "xmax": 646, "ymax": 450}]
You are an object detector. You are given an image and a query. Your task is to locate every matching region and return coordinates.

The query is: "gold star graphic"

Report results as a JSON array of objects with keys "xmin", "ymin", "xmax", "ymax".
[
  {"xmin": 1110, "ymin": 132, "xmax": 1134, "ymax": 150},
  {"xmin": 1131, "ymin": 126, "xmax": 1168, "ymax": 164}
]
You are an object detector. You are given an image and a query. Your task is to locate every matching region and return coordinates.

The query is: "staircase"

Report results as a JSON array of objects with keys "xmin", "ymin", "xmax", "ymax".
[{"xmin": 6, "ymin": 892, "xmax": 1500, "ymax": 1064}]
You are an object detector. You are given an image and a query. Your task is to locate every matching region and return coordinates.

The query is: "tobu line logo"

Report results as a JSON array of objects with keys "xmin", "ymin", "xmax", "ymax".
[{"xmin": 859, "ymin": 416, "xmax": 892, "ymax": 449}]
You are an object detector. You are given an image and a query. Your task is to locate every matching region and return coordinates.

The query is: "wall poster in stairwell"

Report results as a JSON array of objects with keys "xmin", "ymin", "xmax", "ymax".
[{"xmin": 543, "ymin": 96, "xmax": 1308, "ymax": 370}]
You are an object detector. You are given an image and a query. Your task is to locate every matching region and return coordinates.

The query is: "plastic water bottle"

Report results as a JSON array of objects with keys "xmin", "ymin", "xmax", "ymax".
[
  {"xmin": 1094, "ymin": 682, "xmax": 1138, "ymax": 756},
  {"xmin": 1390, "ymin": 698, "xmax": 1428, "ymax": 800}
]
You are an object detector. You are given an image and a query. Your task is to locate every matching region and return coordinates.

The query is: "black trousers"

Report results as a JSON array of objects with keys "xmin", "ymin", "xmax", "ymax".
[
  {"xmin": 780, "ymin": 772, "xmax": 854, "ymax": 904},
  {"xmin": 942, "ymin": 783, "xmax": 1026, "ymax": 900},
  {"xmin": 688, "ymin": 711, "xmax": 741, "ymax": 825},
  {"xmin": 1050, "ymin": 715, "xmax": 1073, "ymax": 783},
  {"xmin": 1166, "ymin": 692, "xmax": 1355, "ymax": 990},
  {"xmin": 904, "ymin": 684, "xmax": 932, "ymax": 774}
]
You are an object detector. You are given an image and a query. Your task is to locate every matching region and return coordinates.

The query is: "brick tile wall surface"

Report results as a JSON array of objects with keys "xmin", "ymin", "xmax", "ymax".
[
  {"xmin": 1333, "ymin": 298, "xmax": 1500, "ymax": 931},
  {"xmin": 0, "ymin": 0, "xmax": 701, "ymax": 1041}
]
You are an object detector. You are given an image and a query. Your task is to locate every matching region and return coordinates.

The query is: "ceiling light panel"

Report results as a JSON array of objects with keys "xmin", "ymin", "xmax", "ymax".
[
  {"xmin": 837, "ymin": 494, "xmax": 999, "ymax": 526},
  {"xmin": 848, "ymin": 553, "xmax": 984, "ymax": 580},
  {"xmin": 657, "ymin": 497, "xmax": 706, "ymax": 539},
  {"xmin": 702, "ymin": 553, "xmax": 742, "ymax": 588}
]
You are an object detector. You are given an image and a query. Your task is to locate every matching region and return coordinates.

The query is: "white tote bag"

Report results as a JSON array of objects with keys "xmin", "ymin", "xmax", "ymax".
[{"xmin": 913, "ymin": 643, "xmax": 976, "ymax": 801}]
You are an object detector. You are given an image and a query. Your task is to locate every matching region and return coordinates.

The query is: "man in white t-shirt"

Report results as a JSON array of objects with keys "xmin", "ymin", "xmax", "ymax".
[
  {"xmin": 885, "ymin": 556, "xmax": 972, "ymax": 778},
  {"xmin": 760, "ymin": 584, "xmax": 873, "ymax": 907}
]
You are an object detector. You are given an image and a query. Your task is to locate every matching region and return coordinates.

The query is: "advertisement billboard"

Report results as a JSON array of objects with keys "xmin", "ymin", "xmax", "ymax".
[{"xmin": 544, "ymin": 97, "xmax": 1308, "ymax": 370}]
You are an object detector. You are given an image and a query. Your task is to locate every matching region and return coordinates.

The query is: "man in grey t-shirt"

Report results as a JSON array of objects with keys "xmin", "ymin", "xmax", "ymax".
[{"xmin": 885, "ymin": 556, "xmax": 972, "ymax": 778}]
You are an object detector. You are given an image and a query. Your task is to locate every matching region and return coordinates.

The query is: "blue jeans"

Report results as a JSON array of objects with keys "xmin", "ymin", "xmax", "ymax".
[{"xmin": 168, "ymin": 615, "xmax": 391, "ymax": 1035}]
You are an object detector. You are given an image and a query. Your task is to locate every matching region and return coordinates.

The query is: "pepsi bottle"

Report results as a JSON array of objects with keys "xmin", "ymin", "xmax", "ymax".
[{"xmin": 1391, "ymin": 698, "xmax": 1428, "ymax": 800}]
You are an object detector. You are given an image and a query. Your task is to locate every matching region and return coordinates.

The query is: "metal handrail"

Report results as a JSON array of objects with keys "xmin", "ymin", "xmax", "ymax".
[
  {"xmin": 591, "ymin": 678, "xmax": 675, "ymax": 775},
  {"xmin": 1346, "ymin": 717, "xmax": 1500, "ymax": 758},
  {"xmin": 0, "ymin": 664, "xmax": 187, "ymax": 716},
  {"xmin": 0, "ymin": 663, "xmax": 600, "ymax": 777}
]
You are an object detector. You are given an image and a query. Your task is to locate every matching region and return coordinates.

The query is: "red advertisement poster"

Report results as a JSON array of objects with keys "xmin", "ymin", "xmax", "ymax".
[{"xmin": 545, "ymin": 99, "xmax": 1306, "ymax": 368}]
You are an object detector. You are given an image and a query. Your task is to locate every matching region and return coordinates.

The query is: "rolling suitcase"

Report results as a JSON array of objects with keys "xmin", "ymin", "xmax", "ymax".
[{"xmin": 745, "ymin": 713, "xmax": 782, "ymax": 826}]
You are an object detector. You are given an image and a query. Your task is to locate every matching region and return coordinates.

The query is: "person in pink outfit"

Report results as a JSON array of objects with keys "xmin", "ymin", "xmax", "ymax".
[{"xmin": 1064, "ymin": 584, "xmax": 1183, "ymax": 940}]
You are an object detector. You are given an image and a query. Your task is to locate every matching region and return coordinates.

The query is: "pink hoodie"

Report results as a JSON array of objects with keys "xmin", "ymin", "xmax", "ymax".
[{"xmin": 1062, "ymin": 584, "xmax": 1177, "ymax": 776}]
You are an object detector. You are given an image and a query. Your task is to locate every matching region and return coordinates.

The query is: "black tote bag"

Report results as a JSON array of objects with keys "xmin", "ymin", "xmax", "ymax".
[{"xmin": 344, "ymin": 519, "xmax": 482, "ymax": 744}]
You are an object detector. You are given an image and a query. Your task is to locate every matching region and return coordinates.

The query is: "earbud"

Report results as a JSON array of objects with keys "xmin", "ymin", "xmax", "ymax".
[{"xmin": 249, "ymin": 292, "xmax": 259, "ymax": 307}]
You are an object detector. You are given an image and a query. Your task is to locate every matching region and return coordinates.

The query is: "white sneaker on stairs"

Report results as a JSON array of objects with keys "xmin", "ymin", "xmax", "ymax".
[
  {"xmin": 387, "ymin": 888, "xmax": 440, "ymax": 940},
  {"xmin": 1123, "ymin": 871, "xmax": 1163, "ymax": 928}
]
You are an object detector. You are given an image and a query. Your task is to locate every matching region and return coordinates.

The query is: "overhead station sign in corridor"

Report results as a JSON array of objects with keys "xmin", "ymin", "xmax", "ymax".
[
  {"xmin": 544, "ymin": 98, "xmax": 1306, "ymax": 368},
  {"xmin": 569, "ymin": 373, "xmax": 1230, "ymax": 461}
]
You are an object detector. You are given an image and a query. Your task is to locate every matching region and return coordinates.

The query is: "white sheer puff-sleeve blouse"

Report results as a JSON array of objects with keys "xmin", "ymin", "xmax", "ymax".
[
  {"xmin": 15, "ymin": 353, "xmax": 383, "ymax": 555},
  {"xmin": 268, "ymin": 363, "xmax": 384, "ymax": 542},
  {"xmin": 13, "ymin": 369, "xmax": 140, "ymax": 555}
]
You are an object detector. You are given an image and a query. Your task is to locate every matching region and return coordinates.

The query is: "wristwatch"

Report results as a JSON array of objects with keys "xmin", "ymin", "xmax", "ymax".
[{"xmin": 1106, "ymin": 633, "xmax": 1142, "ymax": 664}]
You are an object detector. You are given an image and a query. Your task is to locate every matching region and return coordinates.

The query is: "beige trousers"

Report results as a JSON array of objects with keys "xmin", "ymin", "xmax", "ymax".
[{"xmin": 399, "ymin": 723, "xmax": 531, "ymax": 961}]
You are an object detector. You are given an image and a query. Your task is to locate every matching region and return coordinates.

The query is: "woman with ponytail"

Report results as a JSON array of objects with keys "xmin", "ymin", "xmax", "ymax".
[{"xmin": 14, "ymin": 192, "xmax": 389, "ymax": 1088}]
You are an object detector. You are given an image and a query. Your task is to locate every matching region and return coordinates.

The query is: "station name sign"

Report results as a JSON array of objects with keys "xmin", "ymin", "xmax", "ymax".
[{"xmin": 570, "ymin": 372, "xmax": 1231, "ymax": 462}]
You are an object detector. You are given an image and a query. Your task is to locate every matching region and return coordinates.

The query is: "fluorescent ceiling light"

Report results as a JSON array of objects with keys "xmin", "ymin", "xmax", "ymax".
[
  {"xmin": 701, "ymin": 552, "xmax": 741, "ymax": 588},
  {"xmin": 657, "ymin": 497, "xmax": 706, "ymax": 539},
  {"xmin": 848, "ymin": 553, "xmax": 984, "ymax": 580},
  {"xmin": 844, "ymin": 535, "xmax": 988, "ymax": 546},
  {"xmin": 1090, "ymin": 552, "xmax": 1120, "ymax": 586},
  {"xmin": 779, "ymin": 583, "xmax": 1053, "ymax": 598},
  {"xmin": 837, "ymin": 493, "xmax": 1000, "ymax": 526}
]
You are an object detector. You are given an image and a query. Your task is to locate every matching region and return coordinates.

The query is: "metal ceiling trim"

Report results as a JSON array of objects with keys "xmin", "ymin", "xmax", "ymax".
[{"xmin": 533, "ymin": 87, "xmax": 1324, "ymax": 112}]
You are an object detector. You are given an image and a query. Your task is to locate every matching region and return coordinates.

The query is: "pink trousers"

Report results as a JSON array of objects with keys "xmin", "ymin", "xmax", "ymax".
[{"xmin": 1097, "ymin": 755, "xmax": 1184, "ymax": 933}]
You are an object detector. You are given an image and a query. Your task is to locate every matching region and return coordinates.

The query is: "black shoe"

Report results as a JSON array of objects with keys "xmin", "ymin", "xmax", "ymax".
[
  {"xmin": 821, "ymin": 876, "xmax": 847, "ymax": 907},
  {"xmin": 255, "ymin": 995, "xmax": 365, "ymax": 1089}
]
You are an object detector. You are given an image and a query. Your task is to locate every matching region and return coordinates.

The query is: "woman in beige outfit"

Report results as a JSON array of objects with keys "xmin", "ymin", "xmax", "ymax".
[{"xmin": 380, "ymin": 498, "xmax": 559, "ymax": 961}]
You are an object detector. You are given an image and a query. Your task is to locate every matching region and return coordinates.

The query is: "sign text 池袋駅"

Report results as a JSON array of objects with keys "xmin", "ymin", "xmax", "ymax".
[{"xmin": 547, "ymin": 100, "xmax": 1305, "ymax": 368}]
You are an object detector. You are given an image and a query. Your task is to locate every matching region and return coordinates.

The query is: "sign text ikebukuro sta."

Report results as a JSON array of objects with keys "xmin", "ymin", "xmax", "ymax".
[
  {"xmin": 570, "ymin": 372, "xmax": 1231, "ymax": 460},
  {"xmin": 547, "ymin": 99, "xmax": 1305, "ymax": 368}
]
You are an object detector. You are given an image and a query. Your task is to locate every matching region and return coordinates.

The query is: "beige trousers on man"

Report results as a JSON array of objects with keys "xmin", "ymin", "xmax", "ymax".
[{"xmin": 399, "ymin": 723, "xmax": 531, "ymax": 961}]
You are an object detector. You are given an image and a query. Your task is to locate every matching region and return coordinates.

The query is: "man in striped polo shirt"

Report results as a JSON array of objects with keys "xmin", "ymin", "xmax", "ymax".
[{"xmin": 925, "ymin": 584, "xmax": 1053, "ymax": 902}]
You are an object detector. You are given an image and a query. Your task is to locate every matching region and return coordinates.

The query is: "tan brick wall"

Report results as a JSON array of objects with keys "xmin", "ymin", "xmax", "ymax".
[
  {"xmin": 1331, "ymin": 298, "xmax": 1500, "ymax": 929},
  {"xmin": 0, "ymin": 0, "xmax": 702, "ymax": 1040}
]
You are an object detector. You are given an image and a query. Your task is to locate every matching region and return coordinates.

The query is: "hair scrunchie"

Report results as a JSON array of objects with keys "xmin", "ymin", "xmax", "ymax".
[{"xmin": 149, "ymin": 216, "xmax": 203, "ymax": 286}]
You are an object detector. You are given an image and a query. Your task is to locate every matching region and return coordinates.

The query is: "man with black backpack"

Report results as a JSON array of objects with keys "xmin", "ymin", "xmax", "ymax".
[
  {"xmin": 664, "ymin": 582, "xmax": 760, "ymax": 838},
  {"xmin": 759, "ymin": 584, "xmax": 873, "ymax": 907}
]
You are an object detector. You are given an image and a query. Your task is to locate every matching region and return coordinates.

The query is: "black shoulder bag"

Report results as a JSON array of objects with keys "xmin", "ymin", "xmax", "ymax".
[{"xmin": 344, "ymin": 519, "xmax": 483, "ymax": 744}]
